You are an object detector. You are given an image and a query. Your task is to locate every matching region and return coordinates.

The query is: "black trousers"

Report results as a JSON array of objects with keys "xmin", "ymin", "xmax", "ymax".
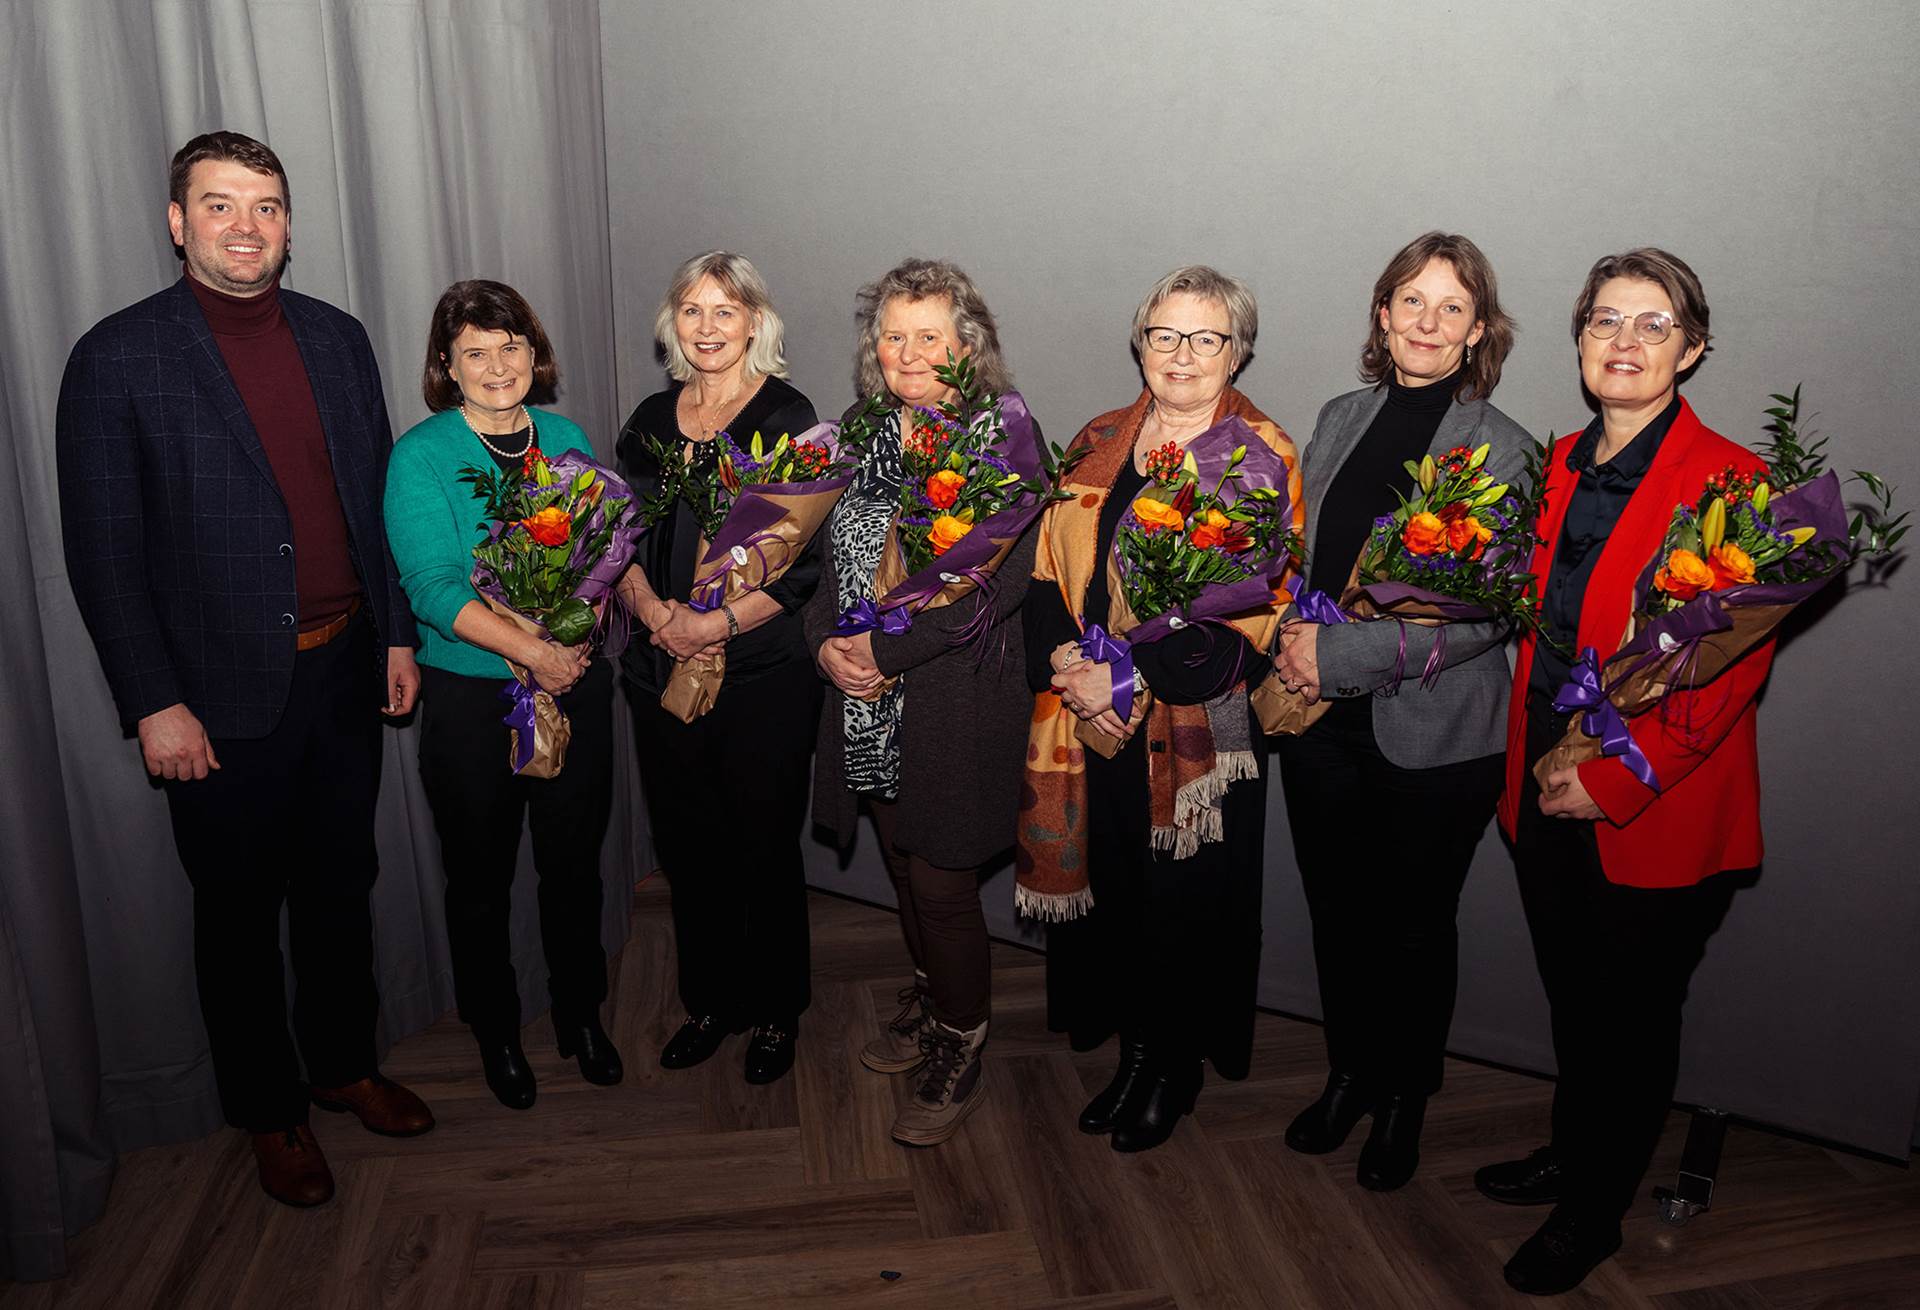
[
  {"xmin": 1514, "ymin": 691, "xmax": 1739, "ymax": 1224},
  {"xmin": 162, "ymin": 612, "xmax": 383, "ymax": 1132},
  {"xmin": 416, "ymin": 661, "xmax": 614, "ymax": 1038},
  {"xmin": 1277, "ymin": 697, "xmax": 1504, "ymax": 1096},
  {"xmin": 1047, "ymin": 702, "xmax": 1268, "ymax": 1078},
  {"xmin": 630, "ymin": 657, "xmax": 819, "ymax": 1024}
]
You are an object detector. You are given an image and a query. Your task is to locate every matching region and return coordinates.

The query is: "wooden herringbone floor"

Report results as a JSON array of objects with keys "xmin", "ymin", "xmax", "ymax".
[{"xmin": 8, "ymin": 877, "xmax": 1919, "ymax": 1309}]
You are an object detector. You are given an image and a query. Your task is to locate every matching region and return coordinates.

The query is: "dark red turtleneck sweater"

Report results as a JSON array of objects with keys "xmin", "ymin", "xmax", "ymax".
[{"xmin": 186, "ymin": 270, "xmax": 362, "ymax": 628}]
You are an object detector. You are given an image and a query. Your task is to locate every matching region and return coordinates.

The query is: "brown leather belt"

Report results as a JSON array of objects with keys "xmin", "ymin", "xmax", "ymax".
[{"xmin": 296, "ymin": 597, "xmax": 362, "ymax": 651}]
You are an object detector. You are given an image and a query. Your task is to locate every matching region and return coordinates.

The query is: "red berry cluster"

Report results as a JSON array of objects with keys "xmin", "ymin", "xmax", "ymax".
[
  {"xmin": 789, "ymin": 440, "xmax": 834, "ymax": 479},
  {"xmin": 1439, "ymin": 445, "xmax": 1474, "ymax": 474},
  {"xmin": 1144, "ymin": 440, "xmax": 1185, "ymax": 484},
  {"xmin": 521, "ymin": 443, "xmax": 545, "ymax": 480},
  {"xmin": 1705, "ymin": 464, "xmax": 1759, "ymax": 503}
]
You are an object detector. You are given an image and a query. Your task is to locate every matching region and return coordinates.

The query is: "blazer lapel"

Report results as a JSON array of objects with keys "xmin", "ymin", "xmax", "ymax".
[
  {"xmin": 170, "ymin": 280, "xmax": 281, "ymax": 494},
  {"xmin": 1304, "ymin": 386, "xmax": 1388, "ymax": 532}
]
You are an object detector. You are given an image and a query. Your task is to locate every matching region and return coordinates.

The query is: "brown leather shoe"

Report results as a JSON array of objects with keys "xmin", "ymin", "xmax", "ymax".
[
  {"xmin": 311, "ymin": 1073, "xmax": 435, "ymax": 1137},
  {"xmin": 251, "ymin": 1126, "xmax": 336, "ymax": 1207}
]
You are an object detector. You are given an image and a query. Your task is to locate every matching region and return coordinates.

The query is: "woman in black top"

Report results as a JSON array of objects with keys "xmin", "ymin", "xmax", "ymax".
[
  {"xmin": 614, "ymin": 251, "xmax": 821, "ymax": 1085},
  {"xmin": 1272, "ymin": 232, "xmax": 1532, "ymax": 1190}
]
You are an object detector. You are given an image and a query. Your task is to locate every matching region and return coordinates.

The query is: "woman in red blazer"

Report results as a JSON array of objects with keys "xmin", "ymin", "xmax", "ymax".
[{"xmin": 1476, "ymin": 249, "xmax": 1772, "ymax": 1297}]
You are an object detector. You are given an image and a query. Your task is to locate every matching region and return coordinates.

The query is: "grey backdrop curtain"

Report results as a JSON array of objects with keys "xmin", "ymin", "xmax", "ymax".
[{"xmin": 0, "ymin": 0, "xmax": 640, "ymax": 1282}]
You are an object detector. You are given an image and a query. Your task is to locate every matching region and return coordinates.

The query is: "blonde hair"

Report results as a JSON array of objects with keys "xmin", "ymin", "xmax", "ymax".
[
  {"xmin": 1132, "ymin": 265, "xmax": 1259, "ymax": 372},
  {"xmin": 654, "ymin": 250, "xmax": 790, "ymax": 382}
]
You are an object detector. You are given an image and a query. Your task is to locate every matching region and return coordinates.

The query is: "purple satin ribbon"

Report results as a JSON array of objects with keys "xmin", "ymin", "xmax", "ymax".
[
  {"xmin": 1552, "ymin": 647, "xmax": 1661, "ymax": 792},
  {"xmin": 1076, "ymin": 622, "xmax": 1136, "ymax": 720},
  {"xmin": 499, "ymin": 678, "xmax": 538, "ymax": 773},
  {"xmin": 1292, "ymin": 587, "xmax": 1350, "ymax": 625},
  {"xmin": 833, "ymin": 598, "xmax": 913, "ymax": 637}
]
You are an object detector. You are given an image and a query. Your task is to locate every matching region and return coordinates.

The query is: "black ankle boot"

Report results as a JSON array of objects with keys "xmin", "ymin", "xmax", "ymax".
[
  {"xmin": 1504, "ymin": 1207, "xmax": 1622, "ymax": 1296},
  {"xmin": 555, "ymin": 1014, "xmax": 624, "ymax": 1086},
  {"xmin": 1356, "ymin": 1093, "xmax": 1427, "ymax": 1191},
  {"xmin": 1284, "ymin": 1070, "xmax": 1372, "ymax": 1155},
  {"xmin": 1110, "ymin": 1059, "xmax": 1202, "ymax": 1153},
  {"xmin": 476, "ymin": 1035, "xmax": 537, "ymax": 1110},
  {"xmin": 1078, "ymin": 1035, "xmax": 1150, "ymax": 1135}
]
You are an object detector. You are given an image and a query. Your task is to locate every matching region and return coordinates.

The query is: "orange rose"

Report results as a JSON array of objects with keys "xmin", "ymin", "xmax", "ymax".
[
  {"xmin": 1401, "ymin": 511, "xmax": 1448, "ymax": 556},
  {"xmin": 928, "ymin": 514, "xmax": 973, "ymax": 555},
  {"xmin": 1654, "ymin": 548, "xmax": 1715, "ymax": 601},
  {"xmin": 925, "ymin": 469, "xmax": 967, "ymax": 509},
  {"xmin": 1445, "ymin": 513, "xmax": 1493, "ymax": 558},
  {"xmin": 1188, "ymin": 508, "xmax": 1231, "ymax": 549},
  {"xmin": 1708, "ymin": 542, "xmax": 1755, "ymax": 588},
  {"xmin": 1133, "ymin": 496, "xmax": 1187, "ymax": 534},
  {"xmin": 520, "ymin": 505, "xmax": 572, "ymax": 547}
]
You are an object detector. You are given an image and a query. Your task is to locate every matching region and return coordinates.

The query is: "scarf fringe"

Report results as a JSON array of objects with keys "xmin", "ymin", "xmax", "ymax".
[
  {"xmin": 1014, "ymin": 883, "xmax": 1095, "ymax": 922},
  {"xmin": 1170, "ymin": 749, "xmax": 1259, "ymax": 840}
]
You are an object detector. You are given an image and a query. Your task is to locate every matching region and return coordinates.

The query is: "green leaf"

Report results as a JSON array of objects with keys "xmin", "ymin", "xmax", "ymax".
[{"xmin": 545, "ymin": 597, "xmax": 596, "ymax": 645}]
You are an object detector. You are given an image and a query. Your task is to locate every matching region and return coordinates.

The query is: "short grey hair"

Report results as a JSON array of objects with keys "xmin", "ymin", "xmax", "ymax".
[
  {"xmin": 1131, "ymin": 265, "xmax": 1259, "ymax": 371},
  {"xmin": 853, "ymin": 257, "xmax": 1012, "ymax": 401},
  {"xmin": 654, "ymin": 250, "xmax": 790, "ymax": 382}
]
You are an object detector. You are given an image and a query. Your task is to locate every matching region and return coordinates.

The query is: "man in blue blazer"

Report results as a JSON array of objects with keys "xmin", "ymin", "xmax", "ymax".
[{"xmin": 58, "ymin": 131, "xmax": 434, "ymax": 1207}]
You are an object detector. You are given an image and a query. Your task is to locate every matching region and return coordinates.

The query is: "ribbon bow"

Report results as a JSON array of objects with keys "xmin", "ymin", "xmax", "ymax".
[
  {"xmin": 499, "ymin": 678, "xmax": 539, "ymax": 774},
  {"xmin": 1552, "ymin": 647, "xmax": 1661, "ymax": 792},
  {"xmin": 1291, "ymin": 586, "xmax": 1350, "ymax": 626},
  {"xmin": 832, "ymin": 598, "xmax": 913, "ymax": 637},
  {"xmin": 1075, "ymin": 622, "xmax": 1137, "ymax": 720}
]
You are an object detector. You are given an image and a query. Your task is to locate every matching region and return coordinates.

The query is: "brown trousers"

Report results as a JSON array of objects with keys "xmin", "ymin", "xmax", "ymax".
[{"xmin": 868, "ymin": 798, "xmax": 991, "ymax": 1029}]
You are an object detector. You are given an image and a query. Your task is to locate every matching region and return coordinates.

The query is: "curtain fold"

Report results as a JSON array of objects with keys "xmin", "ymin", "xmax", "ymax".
[{"xmin": 0, "ymin": 0, "xmax": 628, "ymax": 1281}]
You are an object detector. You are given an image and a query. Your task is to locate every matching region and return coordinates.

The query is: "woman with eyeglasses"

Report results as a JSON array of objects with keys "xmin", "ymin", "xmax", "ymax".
[
  {"xmin": 1020, "ymin": 265, "xmax": 1302, "ymax": 1152},
  {"xmin": 1474, "ymin": 249, "xmax": 1771, "ymax": 1297},
  {"xmin": 1273, "ymin": 233, "xmax": 1531, "ymax": 1192}
]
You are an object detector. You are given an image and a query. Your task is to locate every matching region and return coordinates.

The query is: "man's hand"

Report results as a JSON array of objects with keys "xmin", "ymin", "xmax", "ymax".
[
  {"xmin": 384, "ymin": 646, "xmax": 420, "ymax": 716},
  {"xmin": 1539, "ymin": 765, "xmax": 1605, "ymax": 821},
  {"xmin": 1273, "ymin": 620, "xmax": 1321, "ymax": 702},
  {"xmin": 138, "ymin": 703, "xmax": 219, "ymax": 780}
]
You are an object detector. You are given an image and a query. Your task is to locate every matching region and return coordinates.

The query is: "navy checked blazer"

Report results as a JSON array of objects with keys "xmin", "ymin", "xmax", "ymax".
[{"xmin": 58, "ymin": 277, "xmax": 417, "ymax": 739}]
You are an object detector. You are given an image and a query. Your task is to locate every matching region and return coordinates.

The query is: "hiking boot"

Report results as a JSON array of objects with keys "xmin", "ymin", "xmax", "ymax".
[
  {"xmin": 890, "ymin": 1019, "xmax": 987, "ymax": 1146},
  {"xmin": 861, "ymin": 974, "xmax": 933, "ymax": 1074}
]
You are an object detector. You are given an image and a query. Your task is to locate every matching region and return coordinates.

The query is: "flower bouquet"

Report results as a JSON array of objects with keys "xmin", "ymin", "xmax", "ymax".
[
  {"xmin": 1253, "ymin": 436, "xmax": 1554, "ymax": 736},
  {"xmin": 651, "ymin": 410, "xmax": 881, "ymax": 721},
  {"xmin": 460, "ymin": 446, "xmax": 646, "ymax": 776},
  {"xmin": 832, "ymin": 354, "xmax": 1079, "ymax": 699},
  {"xmin": 1070, "ymin": 417, "xmax": 1303, "ymax": 757},
  {"xmin": 1533, "ymin": 387, "xmax": 1905, "ymax": 791}
]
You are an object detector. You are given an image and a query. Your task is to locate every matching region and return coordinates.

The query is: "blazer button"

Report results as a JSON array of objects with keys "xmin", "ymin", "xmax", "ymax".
[
  {"xmin": 281, "ymin": 613, "xmax": 296, "ymax": 627},
  {"xmin": 279, "ymin": 542, "xmax": 293, "ymax": 556},
  {"xmin": 1338, "ymin": 686, "xmax": 1360, "ymax": 697}
]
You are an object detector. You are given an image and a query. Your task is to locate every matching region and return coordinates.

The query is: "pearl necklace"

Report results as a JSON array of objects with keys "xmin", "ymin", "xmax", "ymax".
[{"xmin": 461, "ymin": 402, "xmax": 536, "ymax": 458}]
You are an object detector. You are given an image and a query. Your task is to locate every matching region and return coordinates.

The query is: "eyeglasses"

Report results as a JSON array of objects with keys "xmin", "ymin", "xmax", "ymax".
[
  {"xmin": 1584, "ymin": 307, "xmax": 1679, "ymax": 345},
  {"xmin": 1142, "ymin": 326, "xmax": 1232, "ymax": 357}
]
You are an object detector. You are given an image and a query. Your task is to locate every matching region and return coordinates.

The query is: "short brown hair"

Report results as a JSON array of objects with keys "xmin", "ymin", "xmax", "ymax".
[
  {"xmin": 1358, "ymin": 231, "xmax": 1515, "ymax": 402},
  {"xmin": 421, "ymin": 280, "xmax": 560, "ymax": 411},
  {"xmin": 1570, "ymin": 247, "xmax": 1712, "ymax": 360},
  {"xmin": 169, "ymin": 131, "xmax": 290, "ymax": 213},
  {"xmin": 854, "ymin": 258, "xmax": 1012, "ymax": 400}
]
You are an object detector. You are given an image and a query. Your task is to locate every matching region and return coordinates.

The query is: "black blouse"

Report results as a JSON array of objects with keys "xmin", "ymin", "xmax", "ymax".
[
  {"xmin": 1529, "ymin": 395, "xmax": 1681, "ymax": 699},
  {"xmin": 614, "ymin": 376, "xmax": 821, "ymax": 694},
  {"xmin": 1024, "ymin": 462, "xmax": 1264, "ymax": 703}
]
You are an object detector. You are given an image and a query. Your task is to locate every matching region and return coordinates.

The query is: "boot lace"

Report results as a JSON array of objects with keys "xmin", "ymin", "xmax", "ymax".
[
  {"xmin": 887, "ymin": 985, "xmax": 931, "ymax": 1040},
  {"xmin": 915, "ymin": 1028, "xmax": 966, "ymax": 1104}
]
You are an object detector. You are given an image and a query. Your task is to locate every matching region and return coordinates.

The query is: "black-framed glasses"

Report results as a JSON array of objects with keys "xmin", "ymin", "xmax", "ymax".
[
  {"xmin": 1584, "ymin": 307, "xmax": 1678, "ymax": 345},
  {"xmin": 1142, "ymin": 326, "xmax": 1232, "ymax": 357}
]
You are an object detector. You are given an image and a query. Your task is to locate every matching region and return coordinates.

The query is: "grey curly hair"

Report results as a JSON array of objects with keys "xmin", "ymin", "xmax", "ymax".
[{"xmin": 853, "ymin": 257, "xmax": 1012, "ymax": 400}]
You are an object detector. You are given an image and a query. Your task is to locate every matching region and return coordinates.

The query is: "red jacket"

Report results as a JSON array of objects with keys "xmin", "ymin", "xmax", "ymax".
[{"xmin": 1498, "ymin": 397, "xmax": 1772, "ymax": 888}]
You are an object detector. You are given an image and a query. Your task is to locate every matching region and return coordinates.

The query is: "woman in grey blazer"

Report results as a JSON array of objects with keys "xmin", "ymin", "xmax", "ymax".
[{"xmin": 1272, "ymin": 232, "xmax": 1534, "ymax": 1191}]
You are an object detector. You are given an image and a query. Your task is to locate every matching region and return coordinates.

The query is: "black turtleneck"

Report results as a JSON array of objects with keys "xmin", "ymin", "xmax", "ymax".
[
  {"xmin": 1309, "ymin": 369, "xmax": 1462, "ymax": 596},
  {"xmin": 185, "ymin": 269, "xmax": 361, "ymax": 627}
]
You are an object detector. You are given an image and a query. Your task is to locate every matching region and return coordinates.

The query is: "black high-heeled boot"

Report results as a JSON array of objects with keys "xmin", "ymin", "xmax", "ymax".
[
  {"xmin": 555, "ymin": 1013, "xmax": 624, "ymax": 1086},
  {"xmin": 476, "ymin": 1034, "xmax": 537, "ymax": 1110},
  {"xmin": 1078, "ymin": 1035, "xmax": 1150, "ymax": 1135},
  {"xmin": 1284, "ymin": 1069, "xmax": 1373, "ymax": 1154},
  {"xmin": 1109, "ymin": 1058, "xmax": 1202, "ymax": 1153},
  {"xmin": 1356, "ymin": 1093, "xmax": 1427, "ymax": 1191}
]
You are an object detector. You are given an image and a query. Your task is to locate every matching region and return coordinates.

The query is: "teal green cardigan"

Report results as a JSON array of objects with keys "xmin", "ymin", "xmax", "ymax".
[{"xmin": 385, "ymin": 406, "xmax": 595, "ymax": 677}]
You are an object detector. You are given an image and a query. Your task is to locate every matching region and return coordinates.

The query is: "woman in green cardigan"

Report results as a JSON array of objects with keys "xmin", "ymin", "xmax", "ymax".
[{"xmin": 385, "ymin": 280, "xmax": 620, "ymax": 1110}]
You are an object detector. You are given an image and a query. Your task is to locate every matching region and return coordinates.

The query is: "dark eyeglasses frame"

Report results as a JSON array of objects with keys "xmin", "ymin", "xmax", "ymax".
[{"xmin": 1141, "ymin": 325, "xmax": 1233, "ymax": 357}]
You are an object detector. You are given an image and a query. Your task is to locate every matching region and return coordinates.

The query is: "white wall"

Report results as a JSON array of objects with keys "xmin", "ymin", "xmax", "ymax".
[{"xmin": 601, "ymin": 0, "xmax": 1920, "ymax": 1155}]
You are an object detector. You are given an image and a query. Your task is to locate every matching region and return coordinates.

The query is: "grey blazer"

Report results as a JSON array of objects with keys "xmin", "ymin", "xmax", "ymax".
[{"xmin": 1299, "ymin": 385, "xmax": 1537, "ymax": 768}]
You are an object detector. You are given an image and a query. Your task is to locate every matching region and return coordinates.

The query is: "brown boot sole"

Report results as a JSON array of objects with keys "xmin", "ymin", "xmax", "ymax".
[
  {"xmin": 890, "ymin": 1069, "xmax": 988, "ymax": 1147},
  {"xmin": 310, "ymin": 1095, "xmax": 436, "ymax": 1137},
  {"xmin": 859, "ymin": 1046, "xmax": 928, "ymax": 1075}
]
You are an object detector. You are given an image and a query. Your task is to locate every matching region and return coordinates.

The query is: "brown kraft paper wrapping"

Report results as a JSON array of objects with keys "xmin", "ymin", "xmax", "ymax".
[
  {"xmin": 1530, "ymin": 601, "xmax": 1794, "ymax": 791},
  {"xmin": 848, "ymin": 521, "xmax": 1025, "ymax": 703},
  {"xmin": 487, "ymin": 598, "xmax": 574, "ymax": 778},
  {"xmin": 660, "ymin": 488, "xmax": 841, "ymax": 722}
]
